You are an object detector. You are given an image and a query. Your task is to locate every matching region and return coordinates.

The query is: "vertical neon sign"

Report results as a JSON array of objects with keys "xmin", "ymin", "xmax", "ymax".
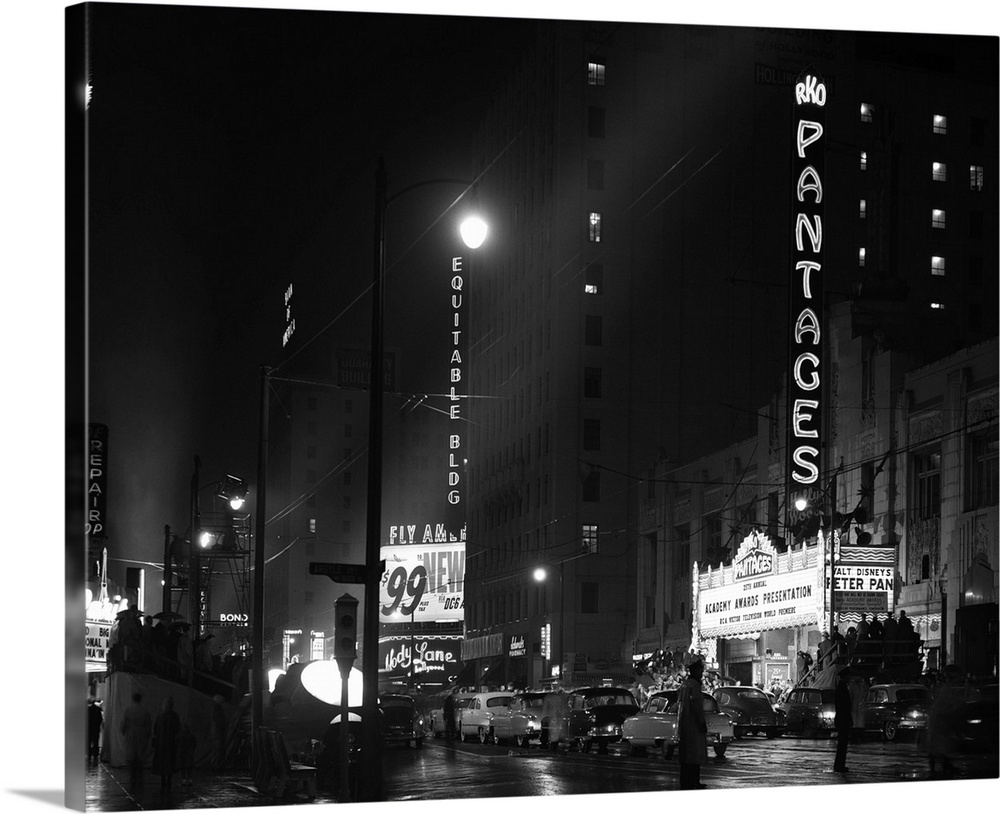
[
  {"xmin": 446, "ymin": 256, "xmax": 466, "ymax": 529},
  {"xmin": 788, "ymin": 70, "xmax": 827, "ymax": 489}
]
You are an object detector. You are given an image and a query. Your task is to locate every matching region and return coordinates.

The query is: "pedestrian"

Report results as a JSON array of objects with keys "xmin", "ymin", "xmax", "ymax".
[
  {"xmin": 868, "ymin": 613, "xmax": 884, "ymax": 641},
  {"xmin": 120, "ymin": 692, "xmax": 152, "ymax": 794},
  {"xmin": 211, "ymin": 694, "xmax": 229, "ymax": 769},
  {"xmin": 833, "ymin": 668, "xmax": 852, "ymax": 773},
  {"xmin": 87, "ymin": 698, "xmax": 103, "ymax": 762},
  {"xmin": 443, "ymin": 690, "xmax": 457, "ymax": 741},
  {"xmin": 677, "ymin": 658, "xmax": 708, "ymax": 790},
  {"xmin": 177, "ymin": 721, "xmax": 197, "ymax": 787},
  {"xmin": 856, "ymin": 612, "xmax": 870, "ymax": 640},
  {"xmin": 883, "ymin": 612, "xmax": 899, "ymax": 664},
  {"xmin": 152, "ymin": 696, "xmax": 181, "ymax": 795}
]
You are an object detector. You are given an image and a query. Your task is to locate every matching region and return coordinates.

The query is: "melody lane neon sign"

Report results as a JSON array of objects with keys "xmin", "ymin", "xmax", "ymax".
[{"xmin": 789, "ymin": 71, "xmax": 827, "ymax": 486}]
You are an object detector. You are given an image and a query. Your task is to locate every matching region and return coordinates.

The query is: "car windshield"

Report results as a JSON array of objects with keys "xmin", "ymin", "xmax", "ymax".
[
  {"xmin": 896, "ymin": 688, "xmax": 931, "ymax": 703},
  {"xmin": 487, "ymin": 696, "xmax": 512, "ymax": 708},
  {"xmin": 380, "ymin": 697, "xmax": 412, "ymax": 709},
  {"xmin": 735, "ymin": 690, "xmax": 772, "ymax": 710},
  {"xmin": 585, "ymin": 692, "xmax": 636, "ymax": 708}
]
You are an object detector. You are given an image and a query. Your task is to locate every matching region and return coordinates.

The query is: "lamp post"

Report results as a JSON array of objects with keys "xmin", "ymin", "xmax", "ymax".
[
  {"xmin": 533, "ymin": 564, "xmax": 565, "ymax": 684},
  {"xmin": 360, "ymin": 158, "xmax": 487, "ymax": 802}
]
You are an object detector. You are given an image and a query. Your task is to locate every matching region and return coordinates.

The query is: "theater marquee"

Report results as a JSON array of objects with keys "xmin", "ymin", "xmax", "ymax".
[{"xmin": 696, "ymin": 531, "xmax": 822, "ymax": 639}]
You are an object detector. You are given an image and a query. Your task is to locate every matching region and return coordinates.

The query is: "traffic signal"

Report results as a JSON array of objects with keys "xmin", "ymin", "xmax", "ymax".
[{"xmin": 334, "ymin": 593, "xmax": 359, "ymax": 665}]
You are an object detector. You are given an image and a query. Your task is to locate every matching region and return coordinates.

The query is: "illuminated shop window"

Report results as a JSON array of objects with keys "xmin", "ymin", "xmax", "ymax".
[
  {"xmin": 932, "ymin": 162, "xmax": 947, "ymax": 182},
  {"xmin": 932, "ymin": 209, "xmax": 946, "ymax": 229},
  {"xmin": 859, "ymin": 199, "xmax": 866, "ymax": 219},
  {"xmin": 588, "ymin": 211, "xmax": 602, "ymax": 242},
  {"xmin": 582, "ymin": 524, "xmax": 599, "ymax": 554},
  {"xmin": 970, "ymin": 165, "xmax": 985, "ymax": 191},
  {"xmin": 588, "ymin": 59, "xmax": 606, "ymax": 86},
  {"xmin": 931, "ymin": 256, "xmax": 946, "ymax": 276},
  {"xmin": 933, "ymin": 114, "xmax": 947, "ymax": 134},
  {"xmin": 860, "ymin": 151, "xmax": 867, "ymax": 171},
  {"xmin": 859, "ymin": 247, "xmax": 866, "ymax": 267},
  {"xmin": 860, "ymin": 102, "xmax": 874, "ymax": 122}
]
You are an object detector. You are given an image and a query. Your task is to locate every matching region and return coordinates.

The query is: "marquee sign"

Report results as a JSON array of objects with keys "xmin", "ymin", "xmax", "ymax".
[
  {"xmin": 697, "ymin": 532, "xmax": 821, "ymax": 638},
  {"xmin": 787, "ymin": 69, "xmax": 827, "ymax": 488},
  {"xmin": 379, "ymin": 543, "xmax": 465, "ymax": 623},
  {"xmin": 379, "ymin": 634, "xmax": 462, "ymax": 684},
  {"xmin": 832, "ymin": 546, "xmax": 896, "ymax": 614}
]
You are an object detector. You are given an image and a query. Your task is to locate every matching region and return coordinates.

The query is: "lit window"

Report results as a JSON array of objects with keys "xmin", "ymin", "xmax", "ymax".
[
  {"xmin": 588, "ymin": 212, "xmax": 602, "ymax": 242},
  {"xmin": 860, "ymin": 151, "xmax": 867, "ymax": 171},
  {"xmin": 582, "ymin": 524, "xmax": 599, "ymax": 554},
  {"xmin": 584, "ymin": 263, "xmax": 602, "ymax": 294},
  {"xmin": 859, "ymin": 248, "xmax": 866, "ymax": 267},
  {"xmin": 860, "ymin": 102, "xmax": 874, "ymax": 122},
  {"xmin": 309, "ymin": 518, "xmax": 317, "ymax": 532},
  {"xmin": 933, "ymin": 114, "xmax": 947, "ymax": 134},
  {"xmin": 931, "ymin": 256, "xmax": 946, "ymax": 276},
  {"xmin": 932, "ymin": 162, "xmax": 947, "ymax": 182},
  {"xmin": 859, "ymin": 199, "xmax": 866, "ymax": 219},
  {"xmin": 588, "ymin": 60, "xmax": 606, "ymax": 86},
  {"xmin": 932, "ymin": 209, "xmax": 946, "ymax": 229},
  {"xmin": 930, "ymin": 302, "xmax": 945, "ymax": 310},
  {"xmin": 970, "ymin": 165, "xmax": 984, "ymax": 191}
]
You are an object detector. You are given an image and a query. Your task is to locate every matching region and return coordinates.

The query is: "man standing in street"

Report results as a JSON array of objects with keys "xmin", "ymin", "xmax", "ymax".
[
  {"xmin": 443, "ymin": 690, "xmax": 457, "ymax": 741},
  {"xmin": 677, "ymin": 658, "xmax": 708, "ymax": 790},
  {"xmin": 833, "ymin": 667, "xmax": 852, "ymax": 773},
  {"xmin": 121, "ymin": 692, "xmax": 152, "ymax": 794}
]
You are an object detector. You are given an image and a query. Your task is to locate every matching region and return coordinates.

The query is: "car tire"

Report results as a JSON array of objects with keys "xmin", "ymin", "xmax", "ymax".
[
  {"xmin": 492, "ymin": 729, "xmax": 501, "ymax": 745},
  {"xmin": 713, "ymin": 744, "xmax": 727, "ymax": 758},
  {"xmin": 515, "ymin": 734, "xmax": 528, "ymax": 748},
  {"xmin": 460, "ymin": 727, "xmax": 469, "ymax": 743},
  {"xmin": 883, "ymin": 721, "xmax": 898, "ymax": 741},
  {"xmin": 479, "ymin": 726, "xmax": 491, "ymax": 744}
]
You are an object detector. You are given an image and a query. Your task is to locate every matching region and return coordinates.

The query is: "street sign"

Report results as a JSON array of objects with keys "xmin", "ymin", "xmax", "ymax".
[{"xmin": 309, "ymin": 561, "xmax": 368, "ymax": 583}]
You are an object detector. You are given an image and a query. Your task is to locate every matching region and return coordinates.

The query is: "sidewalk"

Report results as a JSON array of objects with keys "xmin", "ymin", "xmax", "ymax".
[{"xmin": 84, "ymin": 760, "xmax": 336, "ymax": 811}]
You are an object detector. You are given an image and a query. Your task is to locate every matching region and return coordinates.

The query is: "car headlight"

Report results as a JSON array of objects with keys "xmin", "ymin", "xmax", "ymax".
[{"xmin": 819, "ymin": 709, "xmax": 835, "ymax": 720}]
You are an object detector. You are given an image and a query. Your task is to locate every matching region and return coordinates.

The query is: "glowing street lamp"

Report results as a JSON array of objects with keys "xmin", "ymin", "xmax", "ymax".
[{"xmin": 534, "ymin": 564, "xmax": 564, "ymax": 683}]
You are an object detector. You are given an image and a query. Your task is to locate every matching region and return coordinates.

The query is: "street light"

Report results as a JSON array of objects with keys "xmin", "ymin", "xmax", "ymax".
[
  {"xmin": 361, "ymin": 157, "xmax": 487, "ymax": 801},
  {"xmin": 533, "ymin": 564, "xmax": 564, "ymax": 684}
]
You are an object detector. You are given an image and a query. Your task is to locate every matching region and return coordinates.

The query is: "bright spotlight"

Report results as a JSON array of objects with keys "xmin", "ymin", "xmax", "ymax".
[{"xmin": 460, "ymin": 216, "xmax": 488, "ymax": 249}]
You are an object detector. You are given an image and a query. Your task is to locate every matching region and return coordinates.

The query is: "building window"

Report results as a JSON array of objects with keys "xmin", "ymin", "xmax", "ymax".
[
  {"xmin": 588, "ymin": 212, "xmax": 602, "ymax": 242},
  {"xmin": 343, "ymin": 471, "xmax": 352, "ymax": 486},
  {"xmin": 308, "ymin": 518, "xmax": 316, "ymax": 533},
  {"xmin": 306, "ymin": 445, "xmax": 316, "ymax": 459},
  {"xmin": 307, "ymin": 421, "xmax": 317, "ymax": 435},
  {"xmin": 587, "ymin": 158, "xmax": 605, "ymax": 190},
  {"xmin": 582, "ymin": 469, "xmax": 600, "ymax": 502},
  {"xmin": 932, "ymin": 209, "xmax": 946, "ymax": 229},
  {"xmin": 970, "ymin": 257, "xmax": 984, "ymax": 286},
  {"xmin": 581, "ymin": 582, "xmax": 599, "ymax": 613},
  {"xmin": 583, "ymin": 418, "xmax": 601, "ymax": 450},
  {"xmin": 933, "ymin": 114, "xmax": 947, "ymax": 134},
  {"xmin": 970, "ymin": 211, "xmax": 984, "ymax": 239},
  {"xmin": 932, "ymin": 162, "xmax": 947, "ymax": 182},
  {"xmin": 860, "ymin": 102, "xmax": 874, "ymax": 122},
  {"xmin": 912, "ymin": 448, "xmax": 941, "ymax": 519},
  {"xmin": 345, "ymin": 424, "xmax": 353, "ymax": 438},
  {"xmin": 588, "ymin": 106, "xmax": 605, "ymax": 138},
  {"xmin": 860, "ymin": 151, "xmax": 867, "ymax": 171},
  {"xmin": 970, "ymin": 116, "xmax": 986, "ymax": 145},
  {"xmin": 931, "ymin": 256, "xmax": 946, "ymax": 276},
  {"xmin": 587, "ymin": 60, "xmax": 606, "ymax": 86},
  {"xmin": 345, "ymin": 399, "xmax": 353, "ymax": 413},
  {"xmin": 706, "ymin": 514, "xmax": 728, "ymax": 563},
  {"xmin": 921, "ymin": 555, "xmax": 931, "ymax": 581},
  {"xmin": 859, "ymin": 199, "xmax": 866, "ymax": 219},
  {"xmin": 585, "ymin": 263, "xmax": 603, "ymax": 294},
  {"xmin": 674, "ymin": 524, "xmax": 690, "ymax": 576},
  {"xmin": 584, "ymin": 367, "xmax": 602, "ymax": 398},
  {"xmin": 859, "ymin": 248, "xmax": 866, "ymax": 267},
  {"xmin": 970, "ymin": 165, "xmax": 985, "ymax": 191},
  {"xmin": 966, "ymin": 428, "xmax": 999, "ymax": 510},
  {"xmin": 582, "ymin": 524, "xmax": 599, "ymax": 554},
  {"xmin": 584, "ymin": 315, "xmax": 602, "ymax": 346}
]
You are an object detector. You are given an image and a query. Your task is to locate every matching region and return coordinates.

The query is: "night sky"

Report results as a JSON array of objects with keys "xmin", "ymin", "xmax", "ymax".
[{"xmin": 3, "ymin": 2, "xmax": 996, "ymax": 812}]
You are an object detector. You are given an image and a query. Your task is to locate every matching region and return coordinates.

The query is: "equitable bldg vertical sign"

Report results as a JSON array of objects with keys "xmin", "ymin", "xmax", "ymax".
[{"xmin": 788, "ymin": 70, "xmax": 827, "ymax": 487}]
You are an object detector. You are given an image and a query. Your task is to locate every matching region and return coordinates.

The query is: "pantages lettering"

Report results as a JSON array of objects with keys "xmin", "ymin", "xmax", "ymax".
[
  {"xmin": 447, "ymin": 257, "xmax": 465, "ymax": 506},
  {"xmin": 788, "ymin": 70, "xmax": 827, "ymax": 486}
]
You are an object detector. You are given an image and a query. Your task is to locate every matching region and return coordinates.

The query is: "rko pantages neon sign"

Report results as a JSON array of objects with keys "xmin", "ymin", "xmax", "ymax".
[{"xmin": 788, "ymin": 70, "xmax": 827, "ymax": 487}]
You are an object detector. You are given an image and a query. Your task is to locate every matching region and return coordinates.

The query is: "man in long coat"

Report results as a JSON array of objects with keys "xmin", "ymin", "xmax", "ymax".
[
  {"xmin": 120, "ymin": 692, "xmax": 152, "ymax": 794},
  {"xmin": 676, "ymin": 659, "xmax": 708, "ymax": 789},
  {"xmin": 833, "ymin": 668, "xmax": 852, "ymax": 773}
]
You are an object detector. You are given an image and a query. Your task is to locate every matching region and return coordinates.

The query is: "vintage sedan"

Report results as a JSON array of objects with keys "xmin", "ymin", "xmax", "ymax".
[
  {"xmin": 858, "ymin": 683, "xmax": 932, "ymax": 741},
  {"xmin": 542, "ymin": 687, "xmax": 639, "ymax": 753},
  {"xmin": 713, "ymin": 686, "xmax": 785, "ymax": 739},
  {"xmin": 776, "ymin": 687, "xmax": 837, "ymax": 738},
  {"xmin": 621, "ymin": 690, "xmax": 734, "ymax": 758},
  {"xmin": 459, "ymin": 691, "xmax": 514, "ymax": 743},
  {"xmin": 489, "ymin": 691, "xmax": 551, "ymax": 746},
  {"xmin": 430, "ymin": 692, "xmax": 476, "ymax": 738},
  {"xmin": 378, "ymin": 693, "xmax": 425, "ymax": 748}
]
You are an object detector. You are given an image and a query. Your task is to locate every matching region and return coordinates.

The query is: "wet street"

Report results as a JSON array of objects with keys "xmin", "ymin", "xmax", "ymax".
[{"xmin": 85, "ymin": 732, "xmax": 997, "ymax": 809}]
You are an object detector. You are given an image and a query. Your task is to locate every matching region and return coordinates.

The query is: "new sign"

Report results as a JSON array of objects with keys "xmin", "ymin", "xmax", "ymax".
[{"xmin": 379, "ymin": 543, "xmax": 465, "ymax": 623}]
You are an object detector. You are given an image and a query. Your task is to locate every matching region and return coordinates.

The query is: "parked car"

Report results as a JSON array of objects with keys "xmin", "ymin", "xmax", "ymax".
[
  {"xmin": 776, "ymin": 687, "xmax": 837, "ymax": 738},
  {"xmin": 430, "ymin": 692, "xmax": 475, "ymax": 738},
  {"xmin": 459, "ymin": 691, "xmax": 514, "ymax": 743},
  {"xmin": 541, "ymin": 686, "xmax": 639, "ymax": 753},
  {"xmin": 621, "ymin": 690, "xmax": 735, "ymax": 758},
  {"xmin": 489, "ymin": 691, "xmax": 551, "ymax": 746},
  {"xmin": 858, "ymin": 683, "xmax": 932, "ymax": 741},
  {"xmin": 378, "ymin": 693, "xmax": 425, "ymax": 748},
  {"xmin": 713, "ymin": 686, "xmax": 785, "ymax": 739}
]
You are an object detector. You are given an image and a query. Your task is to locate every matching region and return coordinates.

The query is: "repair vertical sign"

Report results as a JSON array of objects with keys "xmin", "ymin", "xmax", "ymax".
[{"xmin": 87, "ymin": 424, "xmax": 108, "ymax": 540}]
